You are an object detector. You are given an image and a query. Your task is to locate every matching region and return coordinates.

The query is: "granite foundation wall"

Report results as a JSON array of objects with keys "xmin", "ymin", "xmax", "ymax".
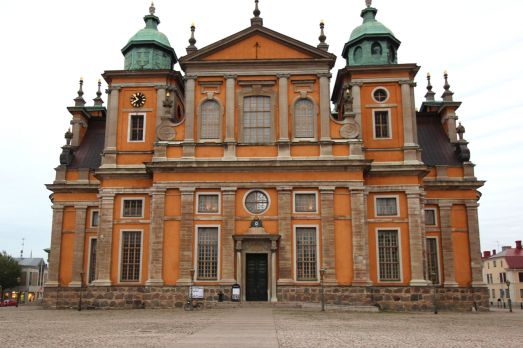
[{"xmin": 43, "ymin": 285, "xmax": 489, "ymax": 311}]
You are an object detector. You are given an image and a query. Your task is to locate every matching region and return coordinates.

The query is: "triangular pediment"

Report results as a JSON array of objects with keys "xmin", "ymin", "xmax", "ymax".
[{"xmin": 179, "ymin": 25, "xmax": 336, "ymax": 66}]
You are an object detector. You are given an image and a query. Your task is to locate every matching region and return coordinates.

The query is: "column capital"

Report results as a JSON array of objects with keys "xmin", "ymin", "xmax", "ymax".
[
  {"xmin": 223, "ymin": 74, "xmax": 237, "ymax": 80},
  {"xmin": 399, "ymin": 80, "xmax": 417, "ymax": 87},
  {"xmin": 276, "ymin": 186, "xmax": 293, "ymax": 193},
  {"xmin": 99, "ymin": 192, "xmax": 116, "ymax": 199},
  {"xmin": 106, "ymin": 86, "xmax": 121, "ymax": 92},
  {"xmin": 276, "ymin": 73, "xmax": 291, "ymax": 79},
  {"xmin": 51, "ymin": 205, "xmax": 65, "ymax": 212},
  {"xmin": 183, "ymin": 75, "xmax": 198, "ymax": 81},
  {"xmin": 317, "ymin": 72, "xmax": 332, "ymax": 79},
  {"xmin": 154, "ymin": 85, "xmax": 168, "ymax": 90},
  {"xmin": 70, "ymin": 118, "xmax": 88, "ymax": 127},
  {"xmin": 466, "ymin": 203, "xmax": 480, "ymax": 208},
  {"xmin": 319, "ymin": 186, "xmax": 336, "ymax": 192},
  {"xmin": 221, "ymin": 187, "xmax": 238, "ymax": 194},
  {"xmin": 438, "ymin": 202, "xmax": 453, "ymax": 209},
  {"xmin": 149, "ymin": 187, "xmax": 167, "ymax": 195},
  {"xmin": 406, "ymin": 190, "xmax": 422, "ymax": 197},
  {"xmin": 179, "ymin": 187, "xmax": 196, "ymax": 194},
  {"xmin": 73, "ymin": 205, "xmax": 88, "ymax": 211},
  {"xmin": 348, "ymin": 81, "xmax": 363, "ymax": 87}
]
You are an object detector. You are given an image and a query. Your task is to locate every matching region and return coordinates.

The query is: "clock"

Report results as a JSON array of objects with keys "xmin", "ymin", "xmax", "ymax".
[{"xmin": 130, "ymin": 92, "xmax": 146, "ymax": 107}]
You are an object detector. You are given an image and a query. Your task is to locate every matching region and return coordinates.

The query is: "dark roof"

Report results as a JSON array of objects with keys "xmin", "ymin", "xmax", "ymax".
[
  {"xmin": 416, "ymin": 112, "xmax": 462, "ymax": 166},
  {"xmin": 14, "ymin": 258, "xmax": 46, "ymax": 267},
  {"xmin": 69, "ymin": 118, "xmax": 105, "ymax": 169}
]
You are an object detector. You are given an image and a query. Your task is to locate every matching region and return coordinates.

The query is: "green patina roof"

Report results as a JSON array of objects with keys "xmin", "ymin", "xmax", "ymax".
[{"xmin": 348, "ymin": 8, "xmax": 397, "ymax": 45}]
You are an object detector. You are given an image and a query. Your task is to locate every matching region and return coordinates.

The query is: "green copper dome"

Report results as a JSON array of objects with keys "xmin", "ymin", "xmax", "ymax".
[
  {"xmin": 121, "ymin": 6, "xmax": 177, "ymax": 70},
  {"xmin": 342, "ymin": 6, "xmax": 401, "ymax": 66}
]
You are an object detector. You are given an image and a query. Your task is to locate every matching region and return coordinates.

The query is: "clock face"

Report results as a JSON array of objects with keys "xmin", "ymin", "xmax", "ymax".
[{"xmin": 130, "ymin": 92, "xmax": 146, "ymax": 108}]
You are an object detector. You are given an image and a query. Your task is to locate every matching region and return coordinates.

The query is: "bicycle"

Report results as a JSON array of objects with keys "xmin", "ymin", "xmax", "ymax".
[{"xmin": 184, "ymin": 298, "xmax": 204, "ymax": 311}]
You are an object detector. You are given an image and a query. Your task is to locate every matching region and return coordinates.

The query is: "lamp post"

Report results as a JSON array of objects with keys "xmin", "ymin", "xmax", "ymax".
[
  {"xmin": 15, "ymin": 277, "xmax": 21, "ymax": 308},
  {"xmin": 189, "ymin": 268, "xmax": 195, "ymax": 311},
  {"xmin": 319, "ymin": 268, "xmax": 325, "ymax": 312},
  {"xmin": 78, "ymin": 270, "xmax": 85, "ymax": 312},
  {"xmin": 506, "ymin": 280, "xmax": 512, "ymax": 313},
  {"xmin": 431, "ymin": 272, "xmax": 437, "ymax": 314}
]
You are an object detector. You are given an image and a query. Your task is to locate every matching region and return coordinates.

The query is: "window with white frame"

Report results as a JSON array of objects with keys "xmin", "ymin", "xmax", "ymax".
[
  {"xmin": 201, "ymin": 100, "xmax": 220, "ymax": 139},
  {"xmin": 91, "ymin": 210, "xmax": 99, "ymax": 228},
  {"xmin": 197, "ymin": 227, "xmax": 218, "ymax": 280},
  {"xmin": 296, "ymin": 227, "xmax": 317, "ymax": 281},
  {"xmin": 376, "ymin": 196, "xmax": 398, "ymax": 216},
  {"xmin": 197, "ymin": 194, "xmax": 220, "ymax": 214},
  {"xmin": 120, "ymin": 231, "xmax": 141, "ymax": 282},
  {"xmin": 425, "ymin": 209, "xmax": 437, "ymax": 226},
  {"xmin": 372, "ymin": 88, "xmax": 389, "ymax": 103},
  {"xmin": 244, "ymin": 96, "xmax": 271, "ymax": 143},
  {"xmin": 244, "ymin": 190, "xmax": 270, "ymax": 215},
  {"xmin": 294, "ymin": 99, "xmax": 314, "ymax": 138},
  {"xmin": 492, "ymin": 289, "xmax": 496, "ymax": 298},
  {"xmin": 520, "ymin": 289, "xmax": 523, "ymax": 298},
  {"xmin": 374, "ymin": 110, "xmax": 389, "ymax": 139},
  {"xmin": 294, "ymin": 192, "xmax": 317, "ymax": 213},
  {"xmin": 501, "ymin": 261, "xmax": 503, "ymax": 267},
  {"xmin": 88, "ymin": 238, "xmax": 97, "ymax": 283},
  {"xmin": 500, "ymin": 272, "xmax": 506, "ymax": 283},
  {"xmin": 378, "ymin": 230, "xmax": 400, "ymax": 281},
  {"xmin": 129, "ymin": 114, "xmax": 145, "ymax": 142},
  {"xmin": 426, "ymin": 238, "xmax": 439, "ymax": 283},
  {"xmin": 519, "ymin": 272, "xmax": 523, "ymax": 282},
  {"xmin": 122, "ymin": 198, "xmax": 144, "ymax": 218},
  {"xmin": 486, "ymin": 274, "xmax": 493, "ymax": 284},
  {"xmin": 493, "ymin": 261, "xmax": 497, "ymax": 267}
]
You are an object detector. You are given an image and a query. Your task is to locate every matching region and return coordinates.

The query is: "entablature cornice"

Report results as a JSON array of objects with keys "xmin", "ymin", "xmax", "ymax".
[
  {"xmin": 102, "ymin": 70, "xmax": 184, "ymax": 90},
  {"xmin": 49, "ymin": 200, "xmax": 100, "ymax": 208},
  {"xmin": 423, "ymin": 180, "xmax": 485, "ymax": 191},
  {"xmin": 365, "ymin": 164, "xmax": 430, "ymax": 178},
  {"xmin": 146, "ymin": 180, "xmax": 364, "ymax": 190},
  {"xmin": 45, "ymin": 184, "xmax": 100, "ymax": 194},
  {"xmin": 92, "ymin": 168, "xmax": 152, "ymax": 181}
]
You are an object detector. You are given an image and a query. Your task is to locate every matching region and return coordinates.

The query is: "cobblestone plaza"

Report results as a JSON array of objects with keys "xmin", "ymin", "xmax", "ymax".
[{"xmin": 1, "ymin": 306, "xmax": 521, "ymax": 347}]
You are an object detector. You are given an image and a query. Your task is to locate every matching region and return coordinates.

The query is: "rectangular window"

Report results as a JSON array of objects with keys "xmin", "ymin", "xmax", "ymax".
[
  {"xmin": 91, "ymin": 210, "xmax": 99, "ymax": 228},
  {"xmin": 376, "ymin": 197, "xmax": 398, "ymax": 216},
  {"xmin": 296, "ymin": 228, "xmax": 317, "ymax": 281},
  {"xmin": 501, "ymin": 261, "xmax": 503, "ymax": 267},
  {"xmin": 520, "ymin": 289, "xmax": 523, "ymax": 299},
  {"xmin": 500, "ymin": 272, "xmax": 506, "ymax": 283},
  {"xmin": 486, "ymin": 274, "xmax": 493, "ymax": 284},
  {"xmin": 198, "ymin": 195, "xmax": 219, "ymax": 213},
  {"xmin": 493, "ymin": 261, "xmax": 497, "ymax": 267},
  {"xmin": 244, "ymin": 96, "xmax": 271, "ymax": 143},
  {"xmin": 519, "ymin": 272, "xmax": 523, "ymax": 282},
  {"xmin": 374, "ymin": 111, "xmax": 389, "ymax": 138},
  {"xmin": 121, "ymin": 232, "xmax": 141, "ymax": 282},
  {"xmin": 130, "ymin": 115, "xmax": 144, "ymax": 141},
  {"xmin": 492, "ymin": 289, "xmax": 496, "ymax": 298},
  {"xmin": 425, "ymin": 209, "xmax": 436, "ymax": 226},
  {"xmin": 197, "ymin": 227, "xmax": 218, "ymax": 280},
  {"xmin": 89, "ymin": 239, "xmax": 97, "ymax": 283},
  {"xmin": 123, "ymin": 199, "xmax": 143, "ymax": 218},
  {"xmin": 378, "ymin": 230, "xmax": 400, "ymax": 281},
  {"xmin": 28, "ymin": 272, "xmax": 32, "ymax": 286},
  {"xmin": 295, "ymin": 193, "xmax": 317, "ymax": 213},
  {"xmin": 488, "ymin": 263, "xmax": 490, "ymax": 269},
  {"xmin": 426, "ymin": 238, "xmax": 439, "ymax": 283}
]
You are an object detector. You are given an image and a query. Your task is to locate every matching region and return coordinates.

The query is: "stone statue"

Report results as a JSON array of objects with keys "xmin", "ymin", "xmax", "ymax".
[
  {"xmin": 372, "ymin": 45, "xmax": 382, "ymax": 58},
  {"xmin": 251, "ymin": 215, "xmax": 263, "ymax": 228},
  {"xmin": 163, "ymin": 94, "xmax": 174, "ymax": 115},
  {"xmin": 366, "ymin": 0, "xmax": 372, "ymax": 8},
  {"xmin": 456, "ymin": 121, "xmax": 465, "ymax": 140},
  {"xmin": 65, "ymin": 128, "xmax": 73, "ymax": 146},
  {"xmin": 343, "ymin": 90, "xmax": 354, "ymax": 114}
]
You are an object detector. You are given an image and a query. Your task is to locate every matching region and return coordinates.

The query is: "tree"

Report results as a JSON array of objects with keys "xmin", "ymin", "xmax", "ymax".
[{"xmin": 0, "ymin": 251, "xmax": 22, "ymax": 300}]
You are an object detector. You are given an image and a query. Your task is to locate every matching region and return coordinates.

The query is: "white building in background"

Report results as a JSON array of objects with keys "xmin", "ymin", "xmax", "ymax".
[{"xmin": 8, "ymin": 258, "xmax": 48, "ymax": 303}]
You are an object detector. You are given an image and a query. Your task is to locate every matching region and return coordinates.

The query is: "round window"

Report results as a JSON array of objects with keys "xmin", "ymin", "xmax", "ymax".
[
  {"xmin": 373, "ymin": 88, "xmax": 388, "ymax": 103},
  {"xmin": 245, "ymin": 190, "xmax": 269, "ymax": 214}
]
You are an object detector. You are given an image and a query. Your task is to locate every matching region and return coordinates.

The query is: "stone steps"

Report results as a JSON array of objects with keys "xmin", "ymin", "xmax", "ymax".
[{"xmin": 211, "ymin": 301, "xmax": 379, "ymax": 311}]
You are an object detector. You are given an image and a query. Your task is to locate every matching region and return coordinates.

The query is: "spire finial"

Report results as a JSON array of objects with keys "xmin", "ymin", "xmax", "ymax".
[
  {"xmin": 441, "ymin": 70, "xmax": 454, "ymax": 101},
  {"xmin": 74, "ymin": 77, "xmax": 86, "ymax": 107},
  {"xmin": 424, "ymin": 72, "xmax": 435, "ymax": 101},
  {"xmin": 149, "ymin": 2, "xmax": 155, "ymax": 15},
  {"xmin": 93, "ymin": 78, "xmax": 104, "ymax": 106},
  {"xmin": 254, "ymin": 0, "xmax": 260, "ymax": 17},
  {"xmin": 365, "ymin": 0, "xmax": 372, "ymax": 7},
  {"xmin": 317, "ymin": 20, "xmax": 329, "ymax": 51},
  {"xmin": 186, "ymin": 23, "xmax": 197, "ymax": 54}
]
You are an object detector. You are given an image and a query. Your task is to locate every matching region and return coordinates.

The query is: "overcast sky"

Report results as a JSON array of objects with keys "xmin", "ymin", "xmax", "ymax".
[{"xmin": 1, "ymin": 0, "xmax": 522, "ymax": 261}]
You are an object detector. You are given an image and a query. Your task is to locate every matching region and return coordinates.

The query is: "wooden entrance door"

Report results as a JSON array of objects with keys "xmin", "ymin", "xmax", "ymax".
[{"xmin": 246, "ymin": 253, "xmax": 268, "ymax": 301}]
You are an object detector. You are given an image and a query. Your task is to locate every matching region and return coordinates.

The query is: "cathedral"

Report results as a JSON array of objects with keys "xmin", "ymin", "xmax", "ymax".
[{"xmin": 44, "ymin": 0, "xmax": 488, "ymax": 311}]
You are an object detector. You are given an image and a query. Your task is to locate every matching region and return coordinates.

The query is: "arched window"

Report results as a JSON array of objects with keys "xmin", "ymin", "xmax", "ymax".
[
  {"xmin": 201, "ymin": 100, "xmax": 220, "ymax": 139},
  {"xmin": 294, "ymin": 99, "xmax": 314, "ymax": 138}
]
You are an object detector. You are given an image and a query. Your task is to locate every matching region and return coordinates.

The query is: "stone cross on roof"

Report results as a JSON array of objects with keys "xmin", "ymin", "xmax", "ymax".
[{"xmin": 366, "ymin": 0, "xmax": 372, "ymax": 8}]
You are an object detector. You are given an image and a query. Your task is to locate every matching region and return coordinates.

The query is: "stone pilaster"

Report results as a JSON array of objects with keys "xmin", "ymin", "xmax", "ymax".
[
  {"xmin": 45, "ymin": 206, "xmax": 64, "ymax": 287},
  {"xmin": 406, "ymin": 191, "xmax": 429, "ymax": 286},
  {"xmin": 155, "ymin": 86, "xmax": 167, "ymax": 128},
  {"xmin": 92, "ymin": 192, "xmax": 115, "ymax": 286},
  {"xmin": 466, "ymin": 203, "xmax": 486, "ymax": 286},
  {"xmin": 69, "ymin": 206, "xmax": 88, "ymax": 287},
  {"xmin": 317, "ymin": 72, "xmax": 333, "ymax": 142},
  {"xmin": 146, "ymin": 187, "xmax": 166, "ymax": 286},
  {"xmin": 277, "ymin": 187, "xmax": 293, "ymax": 285},
  {"xmin": 348, "ymin": 81, "xmax": 363, "ymax": 137},
  {"xmin": 176, "ymin": 187, "xmax": 195, "ymax": 286},
  {"xmin": 183, "ymin": 75, "xmax": 197, "ymax": 159},
  {"xmin": 320, "ymin": 186, "xmax": 337, "ymax": 285},
  {"xmin": 271, "ymin": 241, "xmax": 278, "ymax": 302},
  {"xmin": 224, "ymin": 75, "xmax": 237, "ymax": 143},
  {"xmin": 70, "ymin": 118, "xmax": 87, "ymax": 147},
  {"xmin": 277, "ymin": 74, "xmax": 290, "ymax": 142},
  {"xmin": 101, "ymin": 86, "xmax": 121, "ymax": 167},
  {"xmin": 420, "ymin": 192, "xmax": 428, "ymax": 281},
  {"xmin": 220, "ymin": 187, "xmax": 237, "ymax": 285},
  {"xmin": 350, "ymin": 188, "xmax": 372, "ymax": 286},
  {"xmin": 399, "ymin": 80, "xmax": 419, "ymax": 164},
  {"xmin": 438, "ymin": 203, "xmax": 458, "ymax": 287}
]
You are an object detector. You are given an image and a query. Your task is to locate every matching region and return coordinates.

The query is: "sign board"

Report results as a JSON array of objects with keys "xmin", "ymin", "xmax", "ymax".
[
  {"xmin": 501, "ymin": 290, "xmax": 505, "ymax": 297},
  {"xmin": 191, "ymin": 286, "xmax": 204, "ymax": 299},
  {"xmin": 232, "ymin": 287, "xmax": 240, "ymax": 300}
]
